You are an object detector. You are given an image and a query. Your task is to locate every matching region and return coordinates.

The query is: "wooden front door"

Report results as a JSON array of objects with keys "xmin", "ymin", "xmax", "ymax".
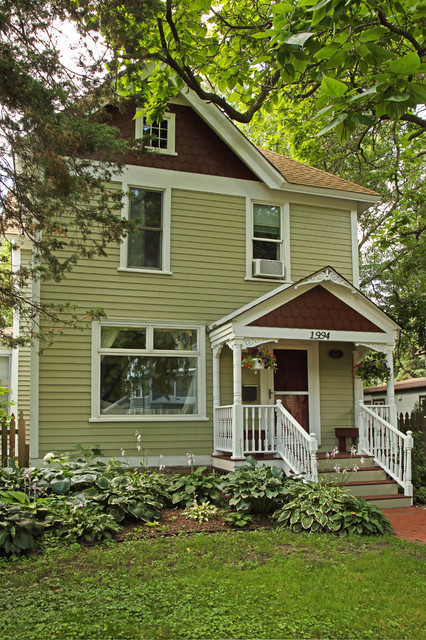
[{"xmin": 274, "ymin": 349, "xmax": 309, "ymax": 431}]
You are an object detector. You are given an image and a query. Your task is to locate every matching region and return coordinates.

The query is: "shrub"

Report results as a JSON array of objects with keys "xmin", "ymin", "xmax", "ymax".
[
  {"xmin": 223, "ymin": 511, "xmax": 253, "ymax": 528},
  {"xmin": 183, "ymin": 500, "xmax": 221, "ymax": 523},
  {"xmin": 220, "ymin": 456, "xmax": 298, "ymax": 513},
  {"xmin": 274, "ymin": 482, "xmax": 393, "ymax": 535},
  {"xmin": 42, "ymin": 499, "xmax": 122, "ymax": 542},
  {"xmin": 168, "ymin": 467, "xmax": 222, "ymax": 507},
  {"xmin": 0, "ymin": 501, "xmax": 44, "ymax": 555}
]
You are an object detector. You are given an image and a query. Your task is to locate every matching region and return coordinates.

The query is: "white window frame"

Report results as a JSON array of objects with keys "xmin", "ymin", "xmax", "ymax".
[
  {"xmin": 135, "ymin": 110, "xmax": 177, "ymax": 156},
  {"xmin": 90, "ymin": 320, "xmax": 206, "ymax": 421},
  {"xmin": 119, "ymin": 183, "xmax": 172, "ymax": 274},
  {"xmin": 246, "ymin": 199, "xmax": 291, "ymax": 282}
]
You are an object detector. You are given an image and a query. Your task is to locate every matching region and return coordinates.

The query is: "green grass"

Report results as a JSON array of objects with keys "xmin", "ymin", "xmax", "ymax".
[{"xmin": 1, "ymin": 530, "xmax": 425, "ymax": 640}]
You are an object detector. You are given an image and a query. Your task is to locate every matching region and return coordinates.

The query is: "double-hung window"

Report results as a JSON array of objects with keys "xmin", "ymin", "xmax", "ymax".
[
  {"xmin": 253, "ymin": 203, "xmax": 282, "ymax": 261},
  {"xmin": 92, "ymin": 322, "xmax": 205, "ymax": 420},
  {"xmin": 128, "ymin": 187, "xmax": 163, "ymax": 270},
  {"xmin": 250, "ymin": 202, "xmax": 289, "ymax": 279}
]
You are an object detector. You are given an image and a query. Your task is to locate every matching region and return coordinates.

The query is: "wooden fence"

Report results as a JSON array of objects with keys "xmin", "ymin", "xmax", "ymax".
[
  {"xmin": 398, "ymin": 408, "xmax": 426, "ymax": 453},
  {"xmin": 0, "ymin": 411, "xmax": 29, "ymax": 468}
]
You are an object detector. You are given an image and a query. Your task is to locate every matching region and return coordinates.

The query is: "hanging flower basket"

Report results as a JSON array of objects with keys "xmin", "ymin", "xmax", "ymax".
[
  {"xmin": 241, "ymin": 347, "xmax": 277, "ymax": 371},
  {"xmin": 352, "ymin": 352, "xmax": 391, "ymax": 386}
]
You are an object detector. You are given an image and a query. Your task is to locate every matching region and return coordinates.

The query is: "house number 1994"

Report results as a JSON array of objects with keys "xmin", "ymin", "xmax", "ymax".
[{"xmin": 309, "ymin": 331, "xmax": 330, "ymax": 340}]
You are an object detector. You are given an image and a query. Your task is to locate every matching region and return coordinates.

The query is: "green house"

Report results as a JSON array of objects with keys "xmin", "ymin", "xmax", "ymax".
[{"xmin": 7, "ymin": 87, "xmax": 413, "ymax": 505}]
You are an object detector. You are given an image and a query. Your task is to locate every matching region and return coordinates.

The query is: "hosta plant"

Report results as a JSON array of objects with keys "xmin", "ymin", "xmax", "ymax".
[
  {"xmin": 223, "ymin": 511, "xmax": 253, "ymax": 528},
  {"xmin": 220, "ymin": 456, "xmax": 299, "ymax": 513},
  {"xmin": 183, "ymin": 500, "xmax": 221, "ymax": 523},
  {"xmin": 274, "ymin": 482, "xmax": 393, "ymax": 536},
  {"xmin": 77, "ymin": 473, "xmax": 166, "ymax": 523},
  {"xmin": 43, "ymin": 499, "xmax": 122, "ymax": 542},
  {"xmin": 168, "ymin": 467, "xmax": 222, "ymax": 507},
  {"xmin": 0, "ymin": 501, "xmax": 44, "ymax": 555}
]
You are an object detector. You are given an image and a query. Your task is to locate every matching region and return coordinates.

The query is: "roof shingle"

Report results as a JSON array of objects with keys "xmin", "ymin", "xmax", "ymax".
[{"xmin": 259, "ymin": 147, "xmax": 380, "ymax": 197}]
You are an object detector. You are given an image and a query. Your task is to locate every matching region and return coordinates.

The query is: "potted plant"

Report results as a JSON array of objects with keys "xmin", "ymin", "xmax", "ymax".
[
  {"xmin": 241, "ymin": 347, "xmax": 277, "ymax": 372},
  {"xmin": 352, "ymin": 352, "xmax": 391, "ymax": 386}
]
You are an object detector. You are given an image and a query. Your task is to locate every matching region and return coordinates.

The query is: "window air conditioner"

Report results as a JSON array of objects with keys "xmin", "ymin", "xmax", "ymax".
[{"xmin": 252, "ymin": 259, "xmax": 284, "ymax": 279}]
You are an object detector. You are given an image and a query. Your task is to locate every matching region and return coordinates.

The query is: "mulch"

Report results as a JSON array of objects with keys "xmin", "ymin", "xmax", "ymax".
[{"xmin": 113, "ymin": 508, "xmax": 275, "ymax": 541}]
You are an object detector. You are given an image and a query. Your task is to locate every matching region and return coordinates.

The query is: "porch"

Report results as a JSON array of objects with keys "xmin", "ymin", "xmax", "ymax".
[{"xmin": 207, "ymin": 268, "xmax": 412, "ymax": 505}]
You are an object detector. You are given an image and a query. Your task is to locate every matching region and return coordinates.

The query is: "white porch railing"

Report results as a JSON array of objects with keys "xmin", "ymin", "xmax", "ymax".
[
  {"xmin": 215, "ymin": 405, "xmax": 233, "ymax": 453},
  {"xmin": 359, "ymin": 403, "xmax": 413, "ymax": 496},
  {"xmin": 369, "ymin": 404, "xmax": 390, "ymax": 423},
  {"xmin": 243, "ymin": 405, "xmax": 276, "ymax": 454},
  {"xmin": 275, "ymin": 400, "xmax": 318, "ymax": 481}
]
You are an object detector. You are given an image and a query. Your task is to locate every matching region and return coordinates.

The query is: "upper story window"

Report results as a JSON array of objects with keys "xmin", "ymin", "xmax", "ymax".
[
  {"xmin": 250, "ymin": 202, "xmax": 289, "ymax": 280},
  {"xmin": 119, "ymin": 184, "xmax": 171, "ymax": 274},
  {"xmin": 128, "ymin": 188, "xmax": 162, "ymax": 270},
  {"xmin": 135, "ymin": 110, "xmax": 177, "ymax": 156}
]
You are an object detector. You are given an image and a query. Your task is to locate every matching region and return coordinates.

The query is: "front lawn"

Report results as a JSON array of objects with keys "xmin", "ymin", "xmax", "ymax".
[{"xmin": 1, "ymin": 529, "xmax": 425, "ymax": 640}]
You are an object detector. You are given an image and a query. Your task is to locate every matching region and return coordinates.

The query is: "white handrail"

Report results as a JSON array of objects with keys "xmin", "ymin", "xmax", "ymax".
[
  {"xmin": 275, "ymin": 400, "xmax": 318, "ymax": 481},
  {"xmin": 359, "ymin": 402, "xmax": 413, "ymax": 496}
]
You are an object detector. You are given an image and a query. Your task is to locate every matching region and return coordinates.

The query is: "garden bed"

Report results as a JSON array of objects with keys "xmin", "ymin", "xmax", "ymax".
[{"xmin": 113, "ymin": 508, "xmax": 275, "ymax": 541}]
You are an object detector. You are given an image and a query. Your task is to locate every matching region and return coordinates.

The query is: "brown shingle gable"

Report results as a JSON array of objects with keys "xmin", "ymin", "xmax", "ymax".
[
  {"xmin": 258, "ymin": 147, "xmax": 380, "ymax": 197},
  {"xmin": 249, "ymin": 285, "xmax": 384, "ymax": 332}
]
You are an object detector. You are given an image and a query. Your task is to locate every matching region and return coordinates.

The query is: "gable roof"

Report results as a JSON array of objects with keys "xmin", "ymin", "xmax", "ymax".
[
  {"xmin": 259, "ymin": 148, "xmax": 380, "ymax": 197},
  {"xmin": 178, "ymin": 89, "xmax": 381, "ymax": 211}
]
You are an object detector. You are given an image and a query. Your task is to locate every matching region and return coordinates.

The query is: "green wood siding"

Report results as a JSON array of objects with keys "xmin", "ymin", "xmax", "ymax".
[
  {"xmin": 37, "ymin": 187, "xmax": 357, "ymax": 458},
  {"xmin": 319, "ymin": 342, "xmax": 354, "ymax": 451},
  {"xmin": 290, "ymin": 203, "xmax": 353, "ymax": 282}
]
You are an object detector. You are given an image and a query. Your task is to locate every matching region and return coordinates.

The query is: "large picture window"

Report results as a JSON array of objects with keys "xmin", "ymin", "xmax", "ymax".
[{"xmin": 93, "ymin": 323, "xmax": 205, "ymax": 420}]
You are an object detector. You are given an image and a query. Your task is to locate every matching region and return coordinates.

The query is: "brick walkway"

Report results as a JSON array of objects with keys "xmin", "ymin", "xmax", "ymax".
[{"xmin": 382, "ymin": 506, "xmax": 426, "ymax": 544}]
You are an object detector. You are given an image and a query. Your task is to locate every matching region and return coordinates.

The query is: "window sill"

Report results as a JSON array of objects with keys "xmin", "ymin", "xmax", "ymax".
[
  {"xmin": 244, "ymin": 277, "xmax": 292, "ymax": 284},
  {"xmin": 89, "ymin": 416, "xmax": 209, "ymax": 422},
  {"xmin": 117, "ymin": 268, "xmax": 173, "ymax": 275},
  {"xmin": 145, "ymin": 148, "xmax": 178, "ymax": 157}
]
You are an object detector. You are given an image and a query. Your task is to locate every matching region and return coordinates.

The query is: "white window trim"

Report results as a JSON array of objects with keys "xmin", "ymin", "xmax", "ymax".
[
  {"xmin": 135, "ymin": 110, "xmax": 177, "ymax": 156},
  {"xmin": 246, "ymin": 199, "xmax": 291, "ymax": 282},
  {"xmin": 119, "ymin": 182, "xmax": 171, "ymax": 274},
  {"xmin": 90, "ymin": 320, "xmax": 206, "ymax": 421}
]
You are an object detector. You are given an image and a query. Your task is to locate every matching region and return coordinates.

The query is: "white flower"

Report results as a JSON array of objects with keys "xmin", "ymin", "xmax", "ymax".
[
  {"xmin": 43, "ymin": 452, "xmax": 55, "ymax": 463},
  {"xmin": 186, "ymin": 452, "xmax": 195, "ymax": 466},
  {"xmin": 159, "ymin": 464, "xmax": 165, "ymax": 472},
  {"xmin": 121, "ymin": 448, "xmax": 126, "ymax": 457},
  {"xmin": 360, "ymin": 457, "xmax": 365, "ymax": 465},
  {"xmin": 333, "ymin": 464, "xmax": 341, "ymax": 474},
  {"xmin": 135, "ymin": 431, "xmax": 142, "ymax": 444},
  {"xmin": 353, "ymin": 466, "xmax": 359, "ymax": 472},
  {"xmin": 350, "ymin": 445, "xmax": 357, "ymax": 457}
]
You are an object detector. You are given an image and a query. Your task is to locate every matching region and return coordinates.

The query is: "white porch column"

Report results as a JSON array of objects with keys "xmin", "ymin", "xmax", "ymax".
[
  {"xmin": 353, "ymin": 346, "xmax": 368, "ymax": 453},
  {"xmin": 385, "ymin": 348, "xmax": 397, "ymax": 427},
  {"xmin": 212, "ymin": 346, "xmax": 222, "ymax": 455},
  {"xmin": 229, "ymin": 340, "xmax": 244, "ymax": 460}
]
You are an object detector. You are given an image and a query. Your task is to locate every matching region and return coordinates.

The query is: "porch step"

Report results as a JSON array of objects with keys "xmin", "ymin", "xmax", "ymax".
[
  {"xmin": 363, "ymin": 494, "xmax": 413, "ymax": 509},
  {"xmin": 319, "ymin": 467, "xmax": 387, "ymax": 482},
  {"xmin": 316, "ymin": 453, "xmax": 374, "ymax": 469}
]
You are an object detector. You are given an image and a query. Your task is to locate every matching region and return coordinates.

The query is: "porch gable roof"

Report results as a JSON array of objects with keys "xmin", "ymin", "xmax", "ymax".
[{"xmin": 207, "ymin": 267, "xmax": 400, "ymax": 349}]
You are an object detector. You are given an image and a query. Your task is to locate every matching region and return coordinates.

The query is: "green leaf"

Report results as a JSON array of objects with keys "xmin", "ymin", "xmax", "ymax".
[
  {"xmin": 284, "ymin": 32, "xmax": 314, "ymax": 46},
  {"xmin": 317, "ymin": 113, "xmax": 348, "ymax": 136},
  {"xmin": 388, "ymin": 53, "xmax": 421, "ymax": 75},
  {"xmin": 348, "ymin": 86, "xmax": 378, "ymax": 102},
  {"xmin": 301, "ymin": 515, "xmax": 314, "ymax": 529},
  {"xmin": 50, "ymin": 479, "xmax": 71, "ymax": 494},
  {"xmin": 359, "ymin": 27, "xmax": 386, "ymax": 42},
  {"xmin": 321, "ymin": 76, "xmax": 348, "ymax": 97}
]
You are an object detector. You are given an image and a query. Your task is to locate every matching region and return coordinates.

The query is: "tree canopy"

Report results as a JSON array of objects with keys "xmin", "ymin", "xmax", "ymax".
[
  {"xmin": 72, "ymin": 0, "xmax": 426, "ymax": 142},
  {"xmin": 0, "ymin": 0, "xmax": 133, "ymax": 347}
]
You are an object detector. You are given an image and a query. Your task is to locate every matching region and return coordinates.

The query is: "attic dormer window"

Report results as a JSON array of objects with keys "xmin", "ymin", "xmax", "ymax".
[{"xmin": 135, "ymin": 110, "xmax": 177, "ymax": 155}]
